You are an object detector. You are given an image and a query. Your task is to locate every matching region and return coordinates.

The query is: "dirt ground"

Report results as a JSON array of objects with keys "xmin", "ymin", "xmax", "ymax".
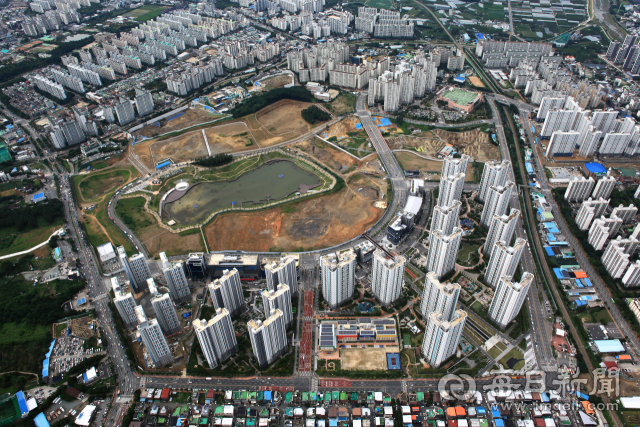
[
  {"xmin": 468, "ymin": 76, "xmax": 485, "ymax": 88},
  {"xmin": 258, "ymin": 74, "xmax": 293, "ymax": 91},
  {"xmin": 134, "ymin": 107, "xmax": 222, "ymax": 138},
  {"xmin": 133, "ymin": 131, "xmax": 208, "ymax": 170},
  {"xmin": 340, "ymin": 348, "xmax": 388, "ymax": 370},
  {"xmin": 323, "ymin": 117, "xmax": 362, "ymax": 139},
  {"xmin": 137, "ymin": 222, "xmax": 205, "ymax": 257},
  {"xmin": 394, "ymin": 151, "xmax": 475, "ymax": 181},
  {"xmin": 204, "ymin": 122, "xmax": 255, "ymax": 154},
  {"xmin": 297, "ymin": 137, "xmax": 361, "ymax": 173},
  {"xmin": 255, "ymin": 99, "xmax": 313, "ymax": 136},
  {"xmin": 388, "ymin": 128, "xmax": 498, "ymax": 162},
  {"xmin": 203, "ymin": 178, "xmax": 385, "ymax": 252}
]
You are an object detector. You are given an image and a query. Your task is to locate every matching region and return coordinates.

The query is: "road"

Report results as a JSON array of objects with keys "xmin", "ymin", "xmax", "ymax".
[{"xmin": 485, "ymin": 97, "xmax": 558, "ymax": 373}]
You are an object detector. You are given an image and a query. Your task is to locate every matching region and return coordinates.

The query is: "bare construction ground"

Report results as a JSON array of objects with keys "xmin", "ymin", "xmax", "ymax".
[
  {"xmin": 133, "ymin": 131, "xmax": 208, "ymax": 170},
  {"xmin": 297, "ymin": 137, "xmax": 361, "ymax": 173},
  {"xmin": 134, "ymin": 107, "xmax": 222, "ymax": 138},
  {"xmin": 395, "ymin": 151, "xmax": 475, "ymax": 181},
  {"xmin": 203, "ymin": 175, "xmax": 385, "ymax": 252},
  {"xmin": 204, "ymin": 122, "xmax": 255, "ymax": 154},
  {"xmin": 340, "ymin": 348, "xmax": 388, "ymax": 370},
  {"xmin": 258, "ymin": 74, "xmax": 293, "ymax": 91},
  {"xmin": 388, "ymin": 128, "xmax": 498, "ymax": 162}
]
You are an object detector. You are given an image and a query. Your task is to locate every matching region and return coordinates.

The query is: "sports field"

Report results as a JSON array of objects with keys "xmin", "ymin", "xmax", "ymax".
[
  {"xmin": 442, "ymin": 88, "xmax": 479, "ymax": 106},
  {"xmin": 340, "ymin": 348, "xmax": 388, "ymax": 370}
]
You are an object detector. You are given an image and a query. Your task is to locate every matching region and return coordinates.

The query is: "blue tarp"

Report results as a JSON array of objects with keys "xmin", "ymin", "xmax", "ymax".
[
  {"xmin": 34, "ymin": 413, "xmax": 50, "ymax": 427},
  {"xmin": 42, "ymin": 339, "xmax": 55, "ymax": 378},
  {"xmin": 585, "ymin": 162, "xmax": 606, "ymax": 174},
  {"xmin": 166, "ymin": 112, "xmax": 185, "ymax": 121},
  {"xmin": 16, "ymin": 391, "xmax": 28, "ymax": 415},
  {"xmin": 475, "ymin": 33, "xmax": 485, "ymax": 40},
  {"xmin": 355, "ymin": 123, "xmax": 362, "ymax": 129}
]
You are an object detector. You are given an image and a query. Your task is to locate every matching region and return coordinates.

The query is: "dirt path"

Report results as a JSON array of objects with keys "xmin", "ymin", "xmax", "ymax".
[{"xmin": 85, "ymin": 212, "xmax": 116, "ymax": 246}]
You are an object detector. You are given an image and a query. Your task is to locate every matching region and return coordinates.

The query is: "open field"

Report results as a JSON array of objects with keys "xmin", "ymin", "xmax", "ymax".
[
  {"xmin": 298, "ymin": 137, "xmax": 362, "ymax": 173},
  {"xmin": 133, "ymin": 101, "xmax": 317, "ymax": 169},
  {"xmin": 325, "ymin": 91, "xmax": 356, "ymax": 116},
  {"xmin": 116, "ymin": 197, "xmax": 205, "ymax": 257},
  {"xmin": 204, "ymin": 122, "xmax": 254, "ymax": 154},
  {"xmin": 135, "ymin": 132, "xmax": 208, "ymax": 169},
  {"xmin": 73, "ymin": 164, "xmax": 139, "ymax": 255},
  {"xmin": 0, "ymin": 220, "xmax": 60, "ymax": 257},
  {"xmin": 394, "ymin": 151, "xmax": 476, "ymax": 181},
  {"xmin": 498, "ymin": 347, "xmax": 525, "ymax": 370},
  {"xmin": 203, "ymin": 175, "xmax": 385, "ymax": 252},
  {"xmin": 74, "ymin": 168, "xmax": 133, "ymax": 202},
  {"xmin": 340, "ymin": 348, "xmax": 388, "ymax": 370},
  {"xmin": 134, "ymin": 107, "xmax": 224, "ymax": 138},
  {"xmin": 123, "ymin": 4, "xmax": 168, "ymax": 21},
  {"xmin": 257, "ymin": 74, "xmax": 293, "ymax": 91}
]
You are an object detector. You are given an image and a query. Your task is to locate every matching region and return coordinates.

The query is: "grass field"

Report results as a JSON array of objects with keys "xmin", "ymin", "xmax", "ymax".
[
  {"xmin": 457, "ymin": 244, "xmax": 479, "ymax": 263},
  {"xmin": 0, "ymin": 218, "xmax": 62, "ymax": 257},
  {"xmin": 74, "ymin": 168, "xmax": 132, "ymax": 202},
  {"xmin": 579, "ymin": 307, "xmax": 613, "ymax": 324},
  {"xmin": 498, "ymin": 347, "xmax": 525, "ymax": 370},
  {"xmin": 123, "ymin": 4, "xmax": 167, "ymax": 22},
  {"xmin": 325, "ymin": 92, "xmax": 356, "ymax": 116},
  {"xmin": 115, "ymin": 197, "xmax": 154, "ymax": 231}
]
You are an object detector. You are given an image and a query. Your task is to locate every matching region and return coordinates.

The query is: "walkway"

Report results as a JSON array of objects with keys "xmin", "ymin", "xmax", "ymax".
[{"xmin": 0, "ymin": 229, "xmax": 63, "ymax": 260}]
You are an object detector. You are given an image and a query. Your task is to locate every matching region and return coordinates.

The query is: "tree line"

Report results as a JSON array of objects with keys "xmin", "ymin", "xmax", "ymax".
[
  {"xmin": 0, "ymin": 197, "xmax": 64, "ymax": 232},
  {"xmin": 231, "ymin": 86, "xmax": 314, "ymax": 118},
  {"xmin": 193, "ymin": 153, "xmax": 234, "ymax": 167},
  {"xmin": 301, "ymin": 105, "xmax": 331, "ymax": 125}
]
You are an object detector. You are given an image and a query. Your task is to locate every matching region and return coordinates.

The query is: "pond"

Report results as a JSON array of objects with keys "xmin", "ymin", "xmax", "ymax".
[{"xmin": 164, "ymin": 160, "xmax": 320, "ymax": 224}]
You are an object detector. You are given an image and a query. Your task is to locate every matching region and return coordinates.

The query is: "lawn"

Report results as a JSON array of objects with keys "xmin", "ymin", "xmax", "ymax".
[
  {"xmin": 115, "ymin": 197, "xmax": 154, "ymax": 232},
  {"xmin": 89, "ymin": 160, "xmax": 108, "ymax": 170},
  {"xmin": 55, "ymin": 323, "xmax": 67, "ymax": 337},
  {"xmin": 579, "ymin": 307, "xmax": 613, "ymax": 324},
  {"xmin": 487, "ymin": 345, "xmax": 504, "ymax": 359},
  {"xmin": 124, "ymin": 4, "xmax": 167, "ymax": 22},
  {"xmin": 175, "ymin": 392, "xmax": 191, "ymax": 403},
  {"xmin": 457, "ymin": 243, "xmax": 479, "ymax": 264},
  {"xmin": 498, "ymin": 347, "xmax": 525, "ymax": 370}
]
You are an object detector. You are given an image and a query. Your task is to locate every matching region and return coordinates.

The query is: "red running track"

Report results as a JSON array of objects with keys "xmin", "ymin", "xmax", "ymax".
[{"xmin": 298, "ymin": 291, "xmax": 314, "ymax": 372}]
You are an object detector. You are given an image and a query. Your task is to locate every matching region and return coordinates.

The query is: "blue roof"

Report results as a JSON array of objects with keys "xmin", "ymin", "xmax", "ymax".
[
  {"xmin": 582, "ymin": 278, "xmax": 593, "ymax": 287},
  {"xmin": 544, "ymin": 247, "xmax": 555, "ymax": 256},
  {"xmin": 476, "ymin": 407, "xmax": 486, "ymax": 414},
  {"xmin": 475, "ymin": 33, "xmax": 485, "ymax": 40},
  {"xmin": 547, "ymin": 233, "xmax": 557, "ymax": 242},
  {"xmin": 386, "ymin": 353, "xmax": 401, "ymax": 370},
  {"xmin": 594, "ymin": 339, "xmax": 625, "ymax": 353},
  {"xmin": 585, "ymin": 162, "xmax": 606, "ymax": 174},
  {"xmin": 16, "ymin": 391, "xmax": 28, "ymax": 415},
  {"xmin": 34, "ymin": 413, "xmax": 50, "ymax": 427},
  {"xmin": 541, "ymin": 392, "xmax": 550, "ymax": 402},
  {"xmin": 492, "ymin": 409, "xmax": 501, "ymax": 418},
  {"xmin": 495, "ymin": 420, "xmax": 504, "ymax": 427},
  {"xmin": 78, "ymin": 298, "xmax": 86, "ymax": 305}
]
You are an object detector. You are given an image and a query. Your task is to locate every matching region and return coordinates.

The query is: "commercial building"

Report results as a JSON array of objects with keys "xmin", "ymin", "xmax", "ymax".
[
  {"xmin": 208, "ymin": 268, "xmax": 244, "ymax": 318},
  {"xmin": 371, "ymin": 250, "xmax": 406, "ymax": 305},
  {"xmin": 193, "ymin": 308, "xmax": 238, "ymax": 369},
  {"xmin": 353, "ymin": 240, "xmax": 375, "ymax": 263},
  {"xmin": 151, "ymin": 293, "xmax": 182, "ymax": 336},
  {"xmin": 137, "ymin": 307, "xmax": 174, "ymax": 368},
  {"xmin": 264, "ymin": 255, "xmax": 298, "ymax": 297},
  {"xmin": 419, "ymin": 272, "xmax": 460, "ymax": 320},
  {"xmin": 261, "ymin": 284, "xmax": 293, "ymax": 330},
  {"xmin": 485, "ymin": 238, "xmax": 527, "ymax": 289},
  {"xmin": 321, "ymin": 249, "xmax": 356, "ymax": 308},
  {"xmin": 248, "ymin": 309, "xmax": 288, "ymax": 368},
  {"xmin": 480, "ymin": 182, "xmax": 515, "ymax": 227},
  {"xmin": 478, "ymin": 160, "xmax": 510, "ymax": 203},
  {"xmin": 564, "ymin": 177, "xmax": 595, "ymax": 203},
  {"xmin": 426, "ymin": 228, "xmax": 463, "ymax": 279},
  {"xmin": 208, "ymin": 253, "xmax": 259, "ymax": 279},
  {"xmin": 159, "ymin": 252, "xmax": 191, "ymax": 304},
  {"xmin": 592, "ymin": 176, "xmax": 616, "ymax": 200},
  {"xmin": 421, "ymin": 310, "xmax": 467, "ymax": 368},
  {"xmin": 185, "ymin": 253, "xmax": 207, "ymax": 278},
  {"xmin": 488, "ymin": 273, "xmax": 534, "ymax": 329}
]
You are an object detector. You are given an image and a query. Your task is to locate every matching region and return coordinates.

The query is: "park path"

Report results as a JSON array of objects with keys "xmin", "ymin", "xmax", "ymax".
[{"xmin": 0, "ymin": 229, "xmax": 63, "ymax": 260}]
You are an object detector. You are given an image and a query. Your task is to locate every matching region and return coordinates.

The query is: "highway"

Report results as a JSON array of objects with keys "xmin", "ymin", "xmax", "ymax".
[{"xmin": 485, "ymin": 97, "xmax": 557, "ymax": 373}]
